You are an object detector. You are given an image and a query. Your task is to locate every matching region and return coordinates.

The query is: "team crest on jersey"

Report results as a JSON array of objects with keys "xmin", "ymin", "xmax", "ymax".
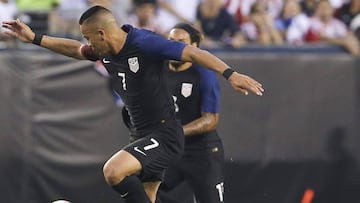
[
  {"xmin": 128, "ymin": 57, "xmax": 139, "ymax": 73},
  {"xmin": 181, "ymin": 83, "xmax": 193, "ymax": 98}
]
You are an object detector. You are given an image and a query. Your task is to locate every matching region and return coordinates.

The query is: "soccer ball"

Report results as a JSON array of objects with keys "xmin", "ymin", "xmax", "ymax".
[{"xmin": 52, "ymin": 200, "xmax": 71, "ymax": 203}]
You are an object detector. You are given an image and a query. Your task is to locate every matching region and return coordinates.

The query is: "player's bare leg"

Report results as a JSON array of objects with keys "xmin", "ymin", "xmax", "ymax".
[{"xmin": 103, "ymin": 150, "xmax": 151, "ymax": 203}]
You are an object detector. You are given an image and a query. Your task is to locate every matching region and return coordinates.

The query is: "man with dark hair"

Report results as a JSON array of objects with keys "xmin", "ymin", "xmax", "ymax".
[
  {"xmin": 158, "ymin": 23, "xmax": 224, "ymax": 203},
  {"xmin": 2, "ymin": 6, "xmax": 264, "ymax": 203}
]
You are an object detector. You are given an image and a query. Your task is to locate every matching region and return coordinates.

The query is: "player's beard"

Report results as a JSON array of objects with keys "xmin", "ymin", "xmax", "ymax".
[{"xmin": 169, "ymin": 60, "xmax": 185, "ymax": 70}]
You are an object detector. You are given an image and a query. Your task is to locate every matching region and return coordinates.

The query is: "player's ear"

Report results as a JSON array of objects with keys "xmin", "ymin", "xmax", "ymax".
[
  {"xmin": 98, "ymin": 30, "xmax": 105, "ymax": 40},
  {"xmin": 191, "ymin": 42, "xmax": 199, "ymax": 47}
]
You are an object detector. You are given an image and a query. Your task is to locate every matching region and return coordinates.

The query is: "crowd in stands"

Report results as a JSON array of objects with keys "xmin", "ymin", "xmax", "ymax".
[{"xmin": 1, "ymin": 0, "xmax": 360, "ymax": 55}]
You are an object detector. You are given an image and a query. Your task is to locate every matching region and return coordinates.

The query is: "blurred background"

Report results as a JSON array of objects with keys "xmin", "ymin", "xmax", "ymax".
[{"xmin": 1, "ymin": 0, "xmax": 360, "ymax": 202}]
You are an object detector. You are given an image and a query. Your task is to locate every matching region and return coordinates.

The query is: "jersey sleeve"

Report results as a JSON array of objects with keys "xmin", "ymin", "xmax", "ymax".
[
  {"xmin": 80, "ymin": 44, "xmax": 99, "ymax": 61},
  {"xmin": 196, "ymin": 66, "xmax": 220, "ymax": 113},
  {"xmin": 138, "ymin": 31, "xmax": 187, "ymax": 61}
]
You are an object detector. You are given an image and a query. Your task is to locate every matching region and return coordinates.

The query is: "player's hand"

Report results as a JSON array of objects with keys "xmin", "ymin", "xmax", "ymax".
[
  {"xmin": 2, "ymin": 19, "xmax": 35, "ymax": 43},
  {"xmin": 228, "ymin": 72, "xmax": 264, "ymax": 96}
]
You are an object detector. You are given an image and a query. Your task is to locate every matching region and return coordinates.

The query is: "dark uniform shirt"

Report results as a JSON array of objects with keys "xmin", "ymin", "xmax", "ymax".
[
  {"xmin": 164, "ymin": 64, "xmax": 221, "ymax": 148},
  {"xmin": 82, "ymin": 25, "xmax": 186, "ymax": 135}
]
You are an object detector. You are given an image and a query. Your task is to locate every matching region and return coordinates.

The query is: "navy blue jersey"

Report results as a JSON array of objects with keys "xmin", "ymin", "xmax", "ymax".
[
  {"xmin": 84, "ymin": 25, "xmax": 186, "ymax": 135},
  {"xmin": 164, "ymin": 64, "xmax": 221, "ymax": 144}
]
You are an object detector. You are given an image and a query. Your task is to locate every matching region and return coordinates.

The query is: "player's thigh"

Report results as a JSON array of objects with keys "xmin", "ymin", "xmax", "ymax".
[
  {"xmin": 128, "ymin": 121, "xmax": 184, "ymax": 182},
  {"xmin": 103, "ymin": 149, "xmax": 142, "ymax": 183},
  {"xmin": 187, "ymin": 142, "xmax": 225, "ymax": 202},
  {"xmin": 188, "ymin": 160, "xmax": 224, "ymax": 203},
  {"xmin": 124, "ymin": 135, "xmax": 170, "ymax": 182},
  {"xmin": 191, "ymin": 180, "xmax": 225, "ymax": 203},
  {"xmin": 161, "ymin": 165, "xmax": 185, "ymax": 192}
]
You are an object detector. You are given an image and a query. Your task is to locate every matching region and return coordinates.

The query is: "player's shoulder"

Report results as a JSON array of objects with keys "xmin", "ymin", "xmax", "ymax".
[{"xmin": 122, "ymin": 24, "xmax": 159, "ymax": 43}]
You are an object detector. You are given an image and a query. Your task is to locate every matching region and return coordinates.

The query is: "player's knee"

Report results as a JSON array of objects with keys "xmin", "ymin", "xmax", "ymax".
[{"xmin": 103, "ymin": 162, "xmax": 125, "ymax": 186}]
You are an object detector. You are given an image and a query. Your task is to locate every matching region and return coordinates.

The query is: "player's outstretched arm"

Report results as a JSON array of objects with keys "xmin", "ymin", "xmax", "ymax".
[
  {"xmin": 2, "ymin": 19, "xmax": 86, "ymax": 60},
  {"xmin": 181, "ymin": 45, "xmax": 264, "ymax": 96}
]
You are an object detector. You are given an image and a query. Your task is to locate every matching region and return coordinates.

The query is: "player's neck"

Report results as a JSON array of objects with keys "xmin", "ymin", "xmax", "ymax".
[
  {"xmin": 110, "ymin": 28, "xmax": 128, "ymax": 55},
  {"xmin": 169, "ymin": 62, "xmax": 192, "ymax": 72}
]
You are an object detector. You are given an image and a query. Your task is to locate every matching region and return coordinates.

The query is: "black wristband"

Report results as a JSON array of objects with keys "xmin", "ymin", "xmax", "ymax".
[
  {"xmin": 32, "ymin": 34, "xmax": 43, "ymax": 46},
  {"xmin": 222, "ymin": 68, "xmax": 235, "ymax": 80}
]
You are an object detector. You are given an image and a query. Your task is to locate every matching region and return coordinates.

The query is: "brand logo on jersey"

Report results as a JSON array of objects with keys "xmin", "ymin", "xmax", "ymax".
[
  {"xmin": 128, "ymin": 57, "xmax": 139, "ymax": 73},
  {"xmin": 102, "ymin": 58, "xmax": 111, "ymax": 64},
  {"xmin": 181, "ymin": 83, "xmax": 193, "ymax": 98},
  {"xmin": 172, "ymin": 96, "xmax": 179, "ymax": 112},
  {"xmin": 134, "ymin": 146, "xmax": 147, "ymax": 156}
]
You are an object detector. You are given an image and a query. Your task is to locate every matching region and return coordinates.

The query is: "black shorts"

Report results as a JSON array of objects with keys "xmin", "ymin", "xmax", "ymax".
[
  {"xmin": 160, "ymin": 135, "xmax": 225, "ymax": 203},
  {"xmin": 123, "ymin": 119, "xmax": 184, "ymax": 182}
]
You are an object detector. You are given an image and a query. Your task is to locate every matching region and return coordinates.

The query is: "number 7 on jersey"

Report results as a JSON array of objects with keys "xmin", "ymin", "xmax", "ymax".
[{"xmin": 118, "ymin": 72, "xmax": 127, "ymax": 90}]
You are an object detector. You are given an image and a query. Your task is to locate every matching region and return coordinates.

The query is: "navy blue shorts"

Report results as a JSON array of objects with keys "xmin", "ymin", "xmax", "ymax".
[{"xmin": 123, "ymin": 119, "xmax": 184, "ymax": 182}]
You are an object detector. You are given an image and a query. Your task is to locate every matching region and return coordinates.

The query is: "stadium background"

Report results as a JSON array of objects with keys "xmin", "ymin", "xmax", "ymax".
[{"xmin": 1, "ymin": 46, "xmax": 359, "ymax": 203}]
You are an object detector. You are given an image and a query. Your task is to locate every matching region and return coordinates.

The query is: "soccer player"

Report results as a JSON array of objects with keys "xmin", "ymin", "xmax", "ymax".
[
  {"xmin": 2, "ymin": 6, "xmax": 264, "ymax": 203},
  {"xmin": 158, "ymin": 23, "xmax": 224, "ymax": 203}
]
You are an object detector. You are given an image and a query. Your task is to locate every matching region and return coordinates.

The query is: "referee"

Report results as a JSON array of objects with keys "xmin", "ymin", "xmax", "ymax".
[{"xmin": 158, "ymin": 23, "xmax": 224, "ymax": 203}]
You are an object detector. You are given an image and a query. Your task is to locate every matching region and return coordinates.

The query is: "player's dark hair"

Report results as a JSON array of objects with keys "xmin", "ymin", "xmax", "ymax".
[
  {"xmin": 79, "ymin": 5, "xmax": 111, "ymax": 25},
  {"xmin": 172, "ymin": 23, "xmax": 203, "ymax": 47}
]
